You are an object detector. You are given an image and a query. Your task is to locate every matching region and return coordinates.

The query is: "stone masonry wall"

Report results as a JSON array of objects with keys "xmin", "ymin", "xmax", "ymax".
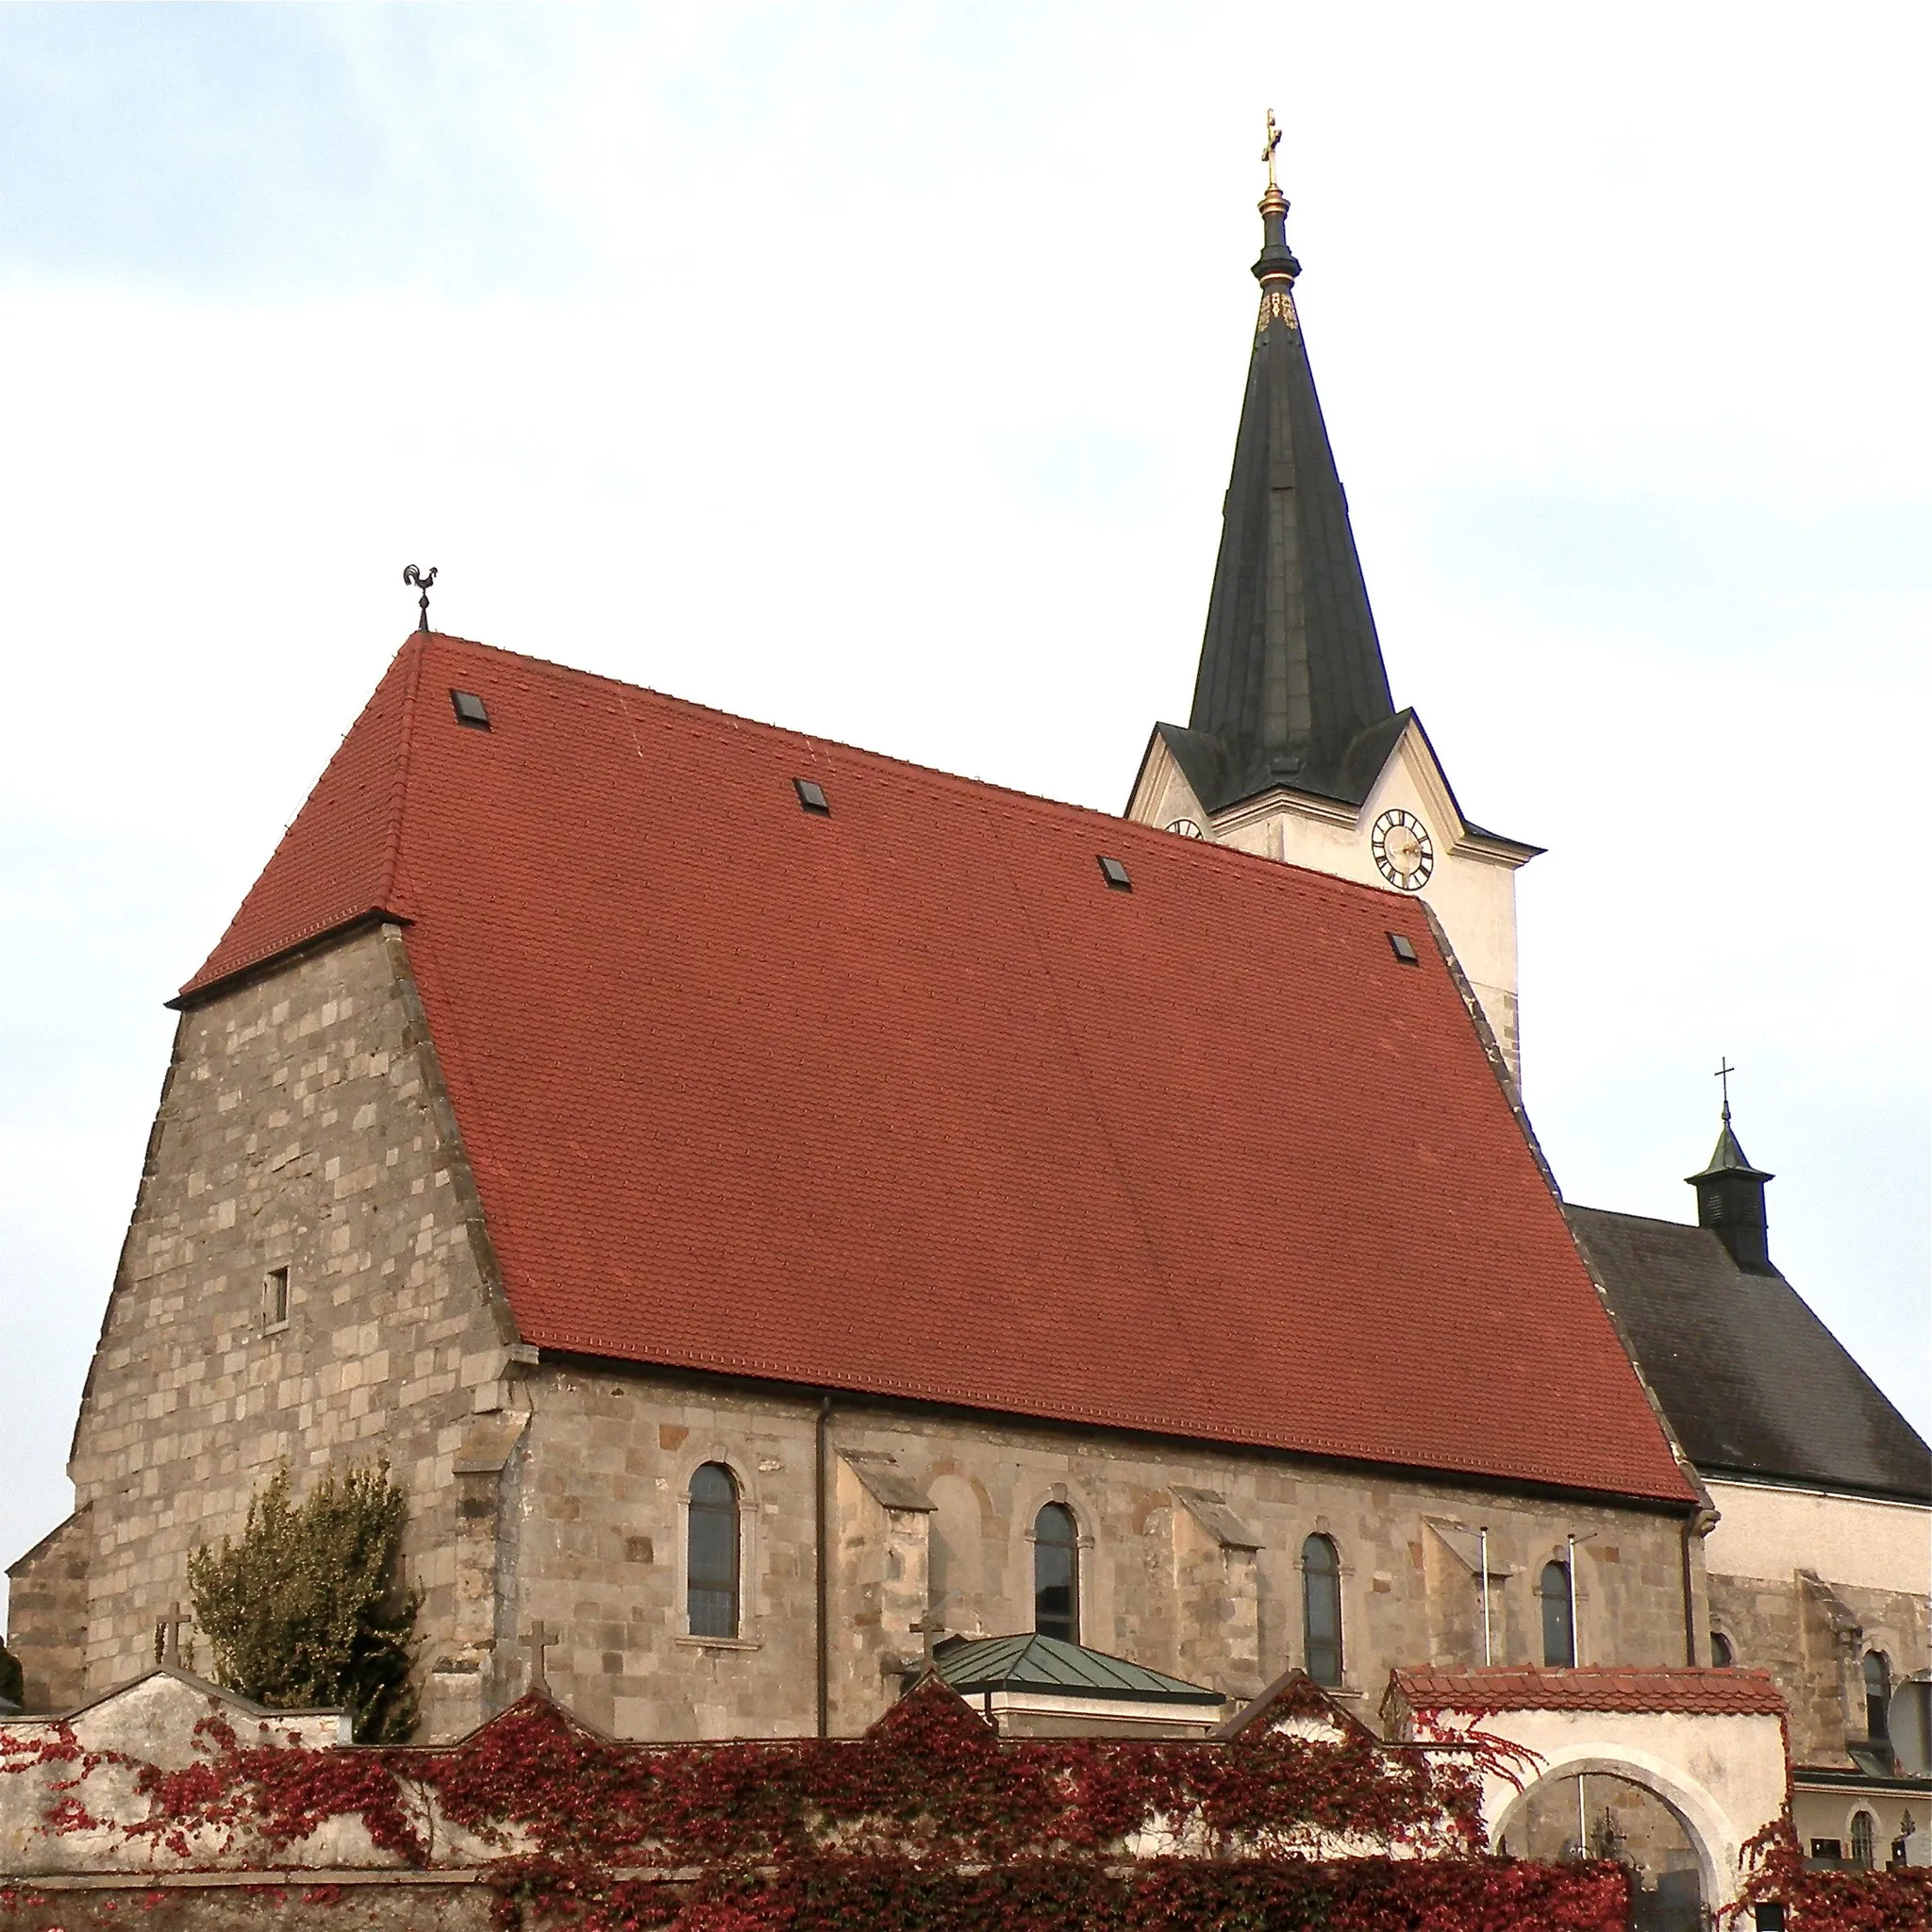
[
  {"xmin": 3, "ymin": 1510, "xmax": 90, "ymax": 1713},
  {"xmin": 1707, "ymin": 1567, "xmax": 1931, "ymax": 1767},
  {"xmin": 20, "ymin": 924, "xmax": 516, "ymax": 1738},
  {"xmin": 508, "ymin": 1363, "xmax": 1707, "ymax": 1740}
]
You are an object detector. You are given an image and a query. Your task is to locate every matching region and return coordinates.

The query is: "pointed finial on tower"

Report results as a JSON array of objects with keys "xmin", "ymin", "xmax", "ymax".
[{"xmin": 1253, "ymin": 110, "xmax": 1300, "ymax": 289}]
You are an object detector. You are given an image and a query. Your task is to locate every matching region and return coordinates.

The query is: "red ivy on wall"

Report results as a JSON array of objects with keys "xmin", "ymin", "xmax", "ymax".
[
  {"xmin": 1732, "ymin": 1822, "xmax": 1932, "ymax": 1932},
  {"xmin": 9, "ymin": 1674, "xmax": 1916, "ymax": 1929}
]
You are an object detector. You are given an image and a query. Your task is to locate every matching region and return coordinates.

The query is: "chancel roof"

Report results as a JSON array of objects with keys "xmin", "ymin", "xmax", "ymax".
[
  {"xmin": 1566, "ymin": 1205, "xmax": 1931, "ymax": 1503},
  {"xmin": 181, "ymin": 632, "xmax": 1692, "ymax": 1505}
]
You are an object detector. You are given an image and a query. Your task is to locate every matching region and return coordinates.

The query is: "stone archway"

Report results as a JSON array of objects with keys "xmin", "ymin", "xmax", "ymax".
[{"xmin": 1494, "ymin": 1743, "xmax": 1734, "ymax": 1912}]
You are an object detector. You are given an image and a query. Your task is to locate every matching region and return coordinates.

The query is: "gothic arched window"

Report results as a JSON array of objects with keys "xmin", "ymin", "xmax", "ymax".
[
  {"xmin": 1033, "ymin": 1503, "xmax": 1079, "ymax": 1643},
  {"xmin": 1301, "ymin": 1534, "xmax": 1342, "ymax": 1686},
  {"xmin": 1541, "ymin": 1560, "xmax": 1575, "ymax": 1667},
  {"xmin": 1850, "ymin": 1809, "xmax": 1876, "ymax": 1867},
  {"xmin": 687, "ymin": 1462, "xmax": 741, "ymax": 1639},
  {"xmin": 1865, "ymin": 1651, "xmax": 1892, "ymax": 1743}
]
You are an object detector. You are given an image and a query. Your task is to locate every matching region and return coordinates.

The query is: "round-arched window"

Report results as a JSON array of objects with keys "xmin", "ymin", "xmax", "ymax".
[
  {"xmin": 1709, "ymin": 1631, "xmax": 1735, "ymax": 1668},
  {"xmin": 1850, "ymin": 1809, "xmax": 1876, "ymax": 1867},
  {"xmin": 1302, "ymin": 1534, "xmax": 1342, "ymax": 1686},
  {"xmin": 1541, "ymin": 1560, "xmax": 1575, "ymax": 1668},
  {"xmin": 687, "ymin": 1462, "xmax": 741, "ymax": 1639},
  {"xmin": 1033, "ymin": 1503, "xmax": 1079, "ymax": 1643}
]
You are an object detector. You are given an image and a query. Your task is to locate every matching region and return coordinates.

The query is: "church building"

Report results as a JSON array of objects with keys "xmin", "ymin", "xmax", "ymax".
[{"xmin": 8, "ymin": 158, "xmax": 1926, "ymax": 1908}]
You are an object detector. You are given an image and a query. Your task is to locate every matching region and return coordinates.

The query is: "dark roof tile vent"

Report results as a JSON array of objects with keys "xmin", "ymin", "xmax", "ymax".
[
  {"xmin": 1098, "ymin": 856, "xmax": 1132, "ymax": 891},
  {"xmin": 1389, "ymin": 932, "xmax": 1419, "ymax": 964},
  {"xmin": 451, "ymin": 690, "xmax": 491, "ymax": 730},
  {"xmin": 793, "ymin": 777, "xmax": 830, "ymax": 814}
]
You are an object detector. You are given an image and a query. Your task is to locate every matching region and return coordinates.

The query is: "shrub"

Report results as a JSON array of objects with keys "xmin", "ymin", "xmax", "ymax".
[{"xmin": 188, "ymin": 1461, "xmax": 422, "ymax": 1741}]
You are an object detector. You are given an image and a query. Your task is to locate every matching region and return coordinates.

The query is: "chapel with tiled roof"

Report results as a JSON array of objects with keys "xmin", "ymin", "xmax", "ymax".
[{"xmin": 8, "ymin": 148, "xmax": 1926, "ymax": 1911}]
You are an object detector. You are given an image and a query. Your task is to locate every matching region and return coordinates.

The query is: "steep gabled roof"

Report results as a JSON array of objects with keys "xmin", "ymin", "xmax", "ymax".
[
  {"xmin": 1566, "ymin": 1205, "xmax": 1931, "ymax": 1503},
  {"xmin": 179, "ymin": 632, "xmax": 1693, "ymax": 1505}
]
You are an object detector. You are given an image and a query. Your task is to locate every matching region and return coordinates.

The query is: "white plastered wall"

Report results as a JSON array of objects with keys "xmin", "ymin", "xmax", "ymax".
[{"xmin": 1704, "ymin": 1479, "xmax": 1932, "ymax": 1596}]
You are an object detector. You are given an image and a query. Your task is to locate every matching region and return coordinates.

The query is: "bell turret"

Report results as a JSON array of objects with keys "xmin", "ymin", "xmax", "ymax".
[{"xmin": 1687, "ymin": 1070, "xmax": 1774, "ymax": 1272}]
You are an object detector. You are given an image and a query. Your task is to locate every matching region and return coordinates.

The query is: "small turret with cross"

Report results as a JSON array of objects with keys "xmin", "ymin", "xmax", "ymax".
[{"xmin": 1686, "ymin": 1057, "xmax": 1775, "ymax": 1272}]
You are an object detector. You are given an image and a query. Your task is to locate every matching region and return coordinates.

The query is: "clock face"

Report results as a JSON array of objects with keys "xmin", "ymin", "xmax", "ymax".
[
  {"xmin": 1165, "ymin": 818, "xmax": 1205, "ymax": 839},
  {"xmin": 1371, "ymin": 808, "xmax": 1434, "ymax": 891}
]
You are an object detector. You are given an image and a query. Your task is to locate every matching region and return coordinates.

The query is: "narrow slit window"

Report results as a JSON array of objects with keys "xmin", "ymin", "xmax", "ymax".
[
  {"xmin": 1541, "ymin": 1559, "xmax": 1575, "ymax": 1667},
  {"xmin": 1864, "ymin": 1651, "xmax": 1891, "ymax": 1743},
  {"xmin": 1033, "ymin": 1503, "xmax": 1079, "ymax": 1643},
  {"xmin": 687, "ymin": 1463, "xmax": 741, "ymax": 1639},
  {"xmin": 262, "ymin": 1267, "xmax": 291, "ymax": 1331},
  {"xmin": 1302, "ymin": 1533, "xmax": 1342, "ymax": 1685},
  {"xmin": 450, "ymin": 690, "xmax": 491, "ymax": 729}
]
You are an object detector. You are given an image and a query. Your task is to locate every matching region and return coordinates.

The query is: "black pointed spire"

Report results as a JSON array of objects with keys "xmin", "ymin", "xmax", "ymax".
[
  {"xmin": 1687, "ymin": 1065, "xmax": 1774, "ymax": 1272},
  {"xmin": 1179, "ymin": 139, "xmax": 1396, "ymax": 812}
]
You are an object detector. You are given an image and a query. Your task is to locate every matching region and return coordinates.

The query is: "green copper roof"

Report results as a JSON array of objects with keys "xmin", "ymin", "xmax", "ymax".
[{"xmin": 933, "ymin": 1634, "xmax": 1224, "ymax": 1706}]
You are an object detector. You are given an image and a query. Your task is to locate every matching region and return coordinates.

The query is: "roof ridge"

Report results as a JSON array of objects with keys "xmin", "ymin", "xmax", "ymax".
[{"xmin": 418, "ymin": 633, "xmax": 1419, "ymax": 917}]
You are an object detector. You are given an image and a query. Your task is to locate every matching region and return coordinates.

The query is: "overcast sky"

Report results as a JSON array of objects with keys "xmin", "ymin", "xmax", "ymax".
[{"xmin": 2, "ymin": 3, "xmax": 1926, "ymax": 1614}]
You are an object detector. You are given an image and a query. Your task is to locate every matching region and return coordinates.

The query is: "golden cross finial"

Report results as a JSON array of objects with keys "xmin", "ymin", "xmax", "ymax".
[{"xmin": 1262, "ymin": 108, "xmax": 1282, "ymax": 189}]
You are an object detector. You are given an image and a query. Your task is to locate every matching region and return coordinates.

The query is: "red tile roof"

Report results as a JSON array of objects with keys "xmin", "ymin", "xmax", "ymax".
[
  {"xmin": 1389, "ymin": 1666, "xmax": 1788, "ymax": 1718},
  {"xmin": 181, "ymin": 635, "xmax": 1695, "ymax": 1505}
]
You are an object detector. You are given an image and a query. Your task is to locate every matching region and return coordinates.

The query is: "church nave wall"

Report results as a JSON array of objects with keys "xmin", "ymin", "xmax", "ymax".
[{"xmin": 508, "ymin": 1369, "xmax": 1706, "ymax": 1740}]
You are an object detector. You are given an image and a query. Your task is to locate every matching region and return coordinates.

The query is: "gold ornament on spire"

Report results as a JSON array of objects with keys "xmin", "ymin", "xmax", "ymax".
[{"xmin": 1262, "ymin": 108, "xmax": 1282, "ymax": 189}]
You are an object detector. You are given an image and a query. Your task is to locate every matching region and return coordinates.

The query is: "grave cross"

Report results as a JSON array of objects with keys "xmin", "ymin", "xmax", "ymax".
[
  {"xmin": 908, "ymin": 1614, "xmax": 947, "ymax": 1674},
  {"xmin": 523, "ymin": 1619, "xmax": 557, "ymax": 1695},
  {"xmin": 159, "ymin": 1601, "xmax": 189, "ymax": 1666}
]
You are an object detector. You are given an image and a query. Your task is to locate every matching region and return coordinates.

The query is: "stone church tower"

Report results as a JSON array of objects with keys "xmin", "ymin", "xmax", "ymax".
[{"xmin": 1126, "ymin": 170, "xmax": 1538, "ymax": 1078}]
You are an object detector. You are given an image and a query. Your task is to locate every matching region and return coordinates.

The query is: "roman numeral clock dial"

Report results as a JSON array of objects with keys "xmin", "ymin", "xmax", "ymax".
[{"xmin": 1371, "ymin": 808, "xmax": 1434, "ymax": 891}]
